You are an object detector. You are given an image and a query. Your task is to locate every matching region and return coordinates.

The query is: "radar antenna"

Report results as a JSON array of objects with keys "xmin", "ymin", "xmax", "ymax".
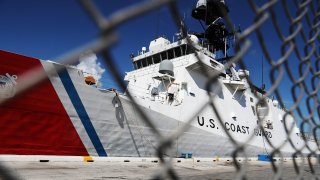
[{"xmin": 191, "ymin": 0, "xmax": 234, "ymax": 55}]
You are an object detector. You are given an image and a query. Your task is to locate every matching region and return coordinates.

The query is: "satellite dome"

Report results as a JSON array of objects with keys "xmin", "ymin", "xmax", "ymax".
[
  {"xmin": 238, "ymin": 69, "xmax": 250, "ymax": 78},
  {"xmin": 189, "ymin": 34, "xmax": 199, "ymax": 44},
  {"xmin": 159, "ymin": 60, "xmax": 174, "ymax": 76},
  {"xmin": 149, "ymin": 37, "xmax": 170, "ymax": 52},
  {"xmin": 196, "ymin": 0, "xmax": 207, "ymax": 8}
]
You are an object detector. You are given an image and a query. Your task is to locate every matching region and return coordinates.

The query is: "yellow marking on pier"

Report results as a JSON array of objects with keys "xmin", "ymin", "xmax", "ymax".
[{"xmin": 83, "ymin": 156, "xmax": 93, "ymax": 162}]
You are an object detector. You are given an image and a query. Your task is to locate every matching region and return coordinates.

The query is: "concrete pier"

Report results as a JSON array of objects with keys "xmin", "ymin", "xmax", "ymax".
[{"xmin": 1, "ymin": 157, "xmax": 319, "ymax": 179}]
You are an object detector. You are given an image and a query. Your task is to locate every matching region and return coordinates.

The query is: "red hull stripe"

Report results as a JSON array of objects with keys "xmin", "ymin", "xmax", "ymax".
[{"xmin": 0, "ymin": 50, "xmax": 89, "ymax": 156}]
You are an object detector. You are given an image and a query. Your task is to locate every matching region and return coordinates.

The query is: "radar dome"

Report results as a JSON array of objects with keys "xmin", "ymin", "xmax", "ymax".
[
  {"xmin": 159, "ymin": 60, "xmax": 174, "ymax": 76},
  {"xmin": 189, "ymin": 34, "xmax": 199, "ymax": 44},
  {"xmin": 149, "ymin": 37, "xmax": 170, "ymax": 52},
  {"xmin": 238, "ymin": 69, "xmax": 250, "ymax": 78},
  {"xmin": 196, "ymin": 0, "xmax": 206, "ymax": 7}
]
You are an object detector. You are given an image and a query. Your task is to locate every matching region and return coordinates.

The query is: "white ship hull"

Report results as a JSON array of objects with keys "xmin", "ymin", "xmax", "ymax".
[{"xmin": 0, "ymin": 46, "xmax": 317, "ymax": 158}]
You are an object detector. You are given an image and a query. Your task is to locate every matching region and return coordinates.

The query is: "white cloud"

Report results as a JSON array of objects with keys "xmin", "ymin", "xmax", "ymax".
[{"xmin": 76, "ymin": 51, "xmax": 105, "ymax": 87}]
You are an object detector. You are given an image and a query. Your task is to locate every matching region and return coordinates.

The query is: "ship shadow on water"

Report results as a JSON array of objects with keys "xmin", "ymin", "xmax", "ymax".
[{"xmin": 112, "ymin": 95, "xmax": 141, "ymax": 157}]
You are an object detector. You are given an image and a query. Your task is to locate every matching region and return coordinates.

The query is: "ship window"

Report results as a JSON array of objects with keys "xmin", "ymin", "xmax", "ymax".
[
  {"xmin": 174, "ymin": 47, "xmax": 181, "ymax": 57},
  {"xmin": 181, "ymin": 45, "xmax": 186, "ymax": 55},
  {"xmin": 142, "ymin": 58, "xmax": 147, "ymax": 67},
  {"xmin": 161, "ymin": 51, "xmax": 167, "ymax": 60},
  {"xmin": 146, "ymin": 57, "xmax": 153, "ymax": 66},
  {"xmin": 186, "ymin": 44, "xmax": 195, "ymax": 54},
  {"xmin": 251, "ymin": 106, "xmax": 256, "ymax": 116},
  {"xmin": 250, "ymin": 97, "xmax": 253, "ymax": 102},
  {"xmin": 153, "ymin": 54, "xmax": 161, "ymax": 64},
  {"xmin": 168, "ymin": 49, "xmax": 174, "ymax": 60},
  {"xmin": 133, "ymin": 62, "xmax": 138, "ymax": 69},
  {"xmin": 137, "ymin": 60, "xmax": 142, "ymax": 69}
]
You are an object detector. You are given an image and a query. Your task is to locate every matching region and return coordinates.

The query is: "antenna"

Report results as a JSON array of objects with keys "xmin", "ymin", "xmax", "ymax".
[{"xmin": 261, "ymin": 55, "xmax": 265, "ymax": 90}]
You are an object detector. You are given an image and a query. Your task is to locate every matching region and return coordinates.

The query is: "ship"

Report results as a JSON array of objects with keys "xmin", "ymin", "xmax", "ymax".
[{"xmin": 0, "ymin": 0, "xmax": 318, "ymax": 158}]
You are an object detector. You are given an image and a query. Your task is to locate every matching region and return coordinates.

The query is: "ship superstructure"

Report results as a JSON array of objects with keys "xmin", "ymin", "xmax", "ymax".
[{"xmin": 121, "ymin": 0, "xmax": 318, "ymax": 156}]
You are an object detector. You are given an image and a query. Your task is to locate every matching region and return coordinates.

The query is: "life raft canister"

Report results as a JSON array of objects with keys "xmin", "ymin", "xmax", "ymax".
[{"xmin": 84, "ymin": 76, "xmax": 96, "ymax": 85}]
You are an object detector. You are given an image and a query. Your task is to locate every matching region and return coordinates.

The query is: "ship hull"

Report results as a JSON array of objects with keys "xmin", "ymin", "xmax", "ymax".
[{"xmin": 0, "ymin": 50, "xmax": 318, "ymax": 158}]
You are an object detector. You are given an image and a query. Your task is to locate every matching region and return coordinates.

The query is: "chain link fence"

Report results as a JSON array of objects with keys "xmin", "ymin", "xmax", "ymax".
[{"xmin": 0, "ymin": 0, "xmax": 319, "ymax": 179}]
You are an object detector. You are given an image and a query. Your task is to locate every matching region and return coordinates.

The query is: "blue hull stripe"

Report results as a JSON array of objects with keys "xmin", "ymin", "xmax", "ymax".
[{"xmin": 56, "ymin": 65, "xmax": 107, "ymax": 157}]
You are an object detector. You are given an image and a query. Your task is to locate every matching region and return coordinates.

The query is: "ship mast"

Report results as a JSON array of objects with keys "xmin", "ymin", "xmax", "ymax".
[
  {"xmin": 191, "ymin": 0, "xmax": 231, "ymax": 56},
  {"xmin": 191, "ymin": 0, "xmax": 241, "ymax": 81}
]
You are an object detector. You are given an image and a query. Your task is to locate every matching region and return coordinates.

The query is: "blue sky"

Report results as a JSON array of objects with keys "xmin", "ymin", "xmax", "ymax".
[
  {"xmin": 0, "ymin": 0, "xmax": 318, "ymax": 127},
  {"xmin": 0, "ymin": 0, "xmax": 267, "ymax": 86}
]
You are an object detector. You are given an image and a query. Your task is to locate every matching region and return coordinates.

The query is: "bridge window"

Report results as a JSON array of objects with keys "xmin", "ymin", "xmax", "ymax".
[
  {"xmin": 133, "ymin": 44, "xmax": 195, "ymax": 70},
  {"xmin": 181, "ymin": 44, "xmax": 186, "ymax": 55},
  {"xmin": 168, "ymin": 49, "xmax": 174, "ymax": 59},
  {"xmin": 161, "ymin": 51, "xmax": 167, "ymax": 60},
  {"xmin": 146, "ymin": 57, "xmax": 153, "ymax": 66},
  {"xmin": 133, "ymin": 62, "xmax": 138, "ymax": 69},
  {"xmin": 186, "ymin": 44, "xmax": 195, "ymax": 54},
  {"xmin": 142, "ymin": 58, "xmax": 147, "ymax": 67},
  {"xmin": 153, "ymin": 54, "xmax": 161, "ymax": 64},
  {"xmin": 174, "ymin": 47, "xmax": 181, "ymax": 57},
  {"xmin": 137, "ymin": 60, "xmax": 142, "ymax": 69}
]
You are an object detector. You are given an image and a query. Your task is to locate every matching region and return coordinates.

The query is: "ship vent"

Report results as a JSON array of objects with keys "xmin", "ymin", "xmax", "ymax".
[{"xmin": 159, "ymin": 60, "xmax": 174, "ymax": 76}]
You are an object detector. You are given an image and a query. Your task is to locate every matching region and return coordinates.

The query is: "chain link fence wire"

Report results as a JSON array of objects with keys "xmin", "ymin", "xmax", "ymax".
[{"xmin": 0, "ymin": 0, "xmax": 319, "ymax": 179}]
